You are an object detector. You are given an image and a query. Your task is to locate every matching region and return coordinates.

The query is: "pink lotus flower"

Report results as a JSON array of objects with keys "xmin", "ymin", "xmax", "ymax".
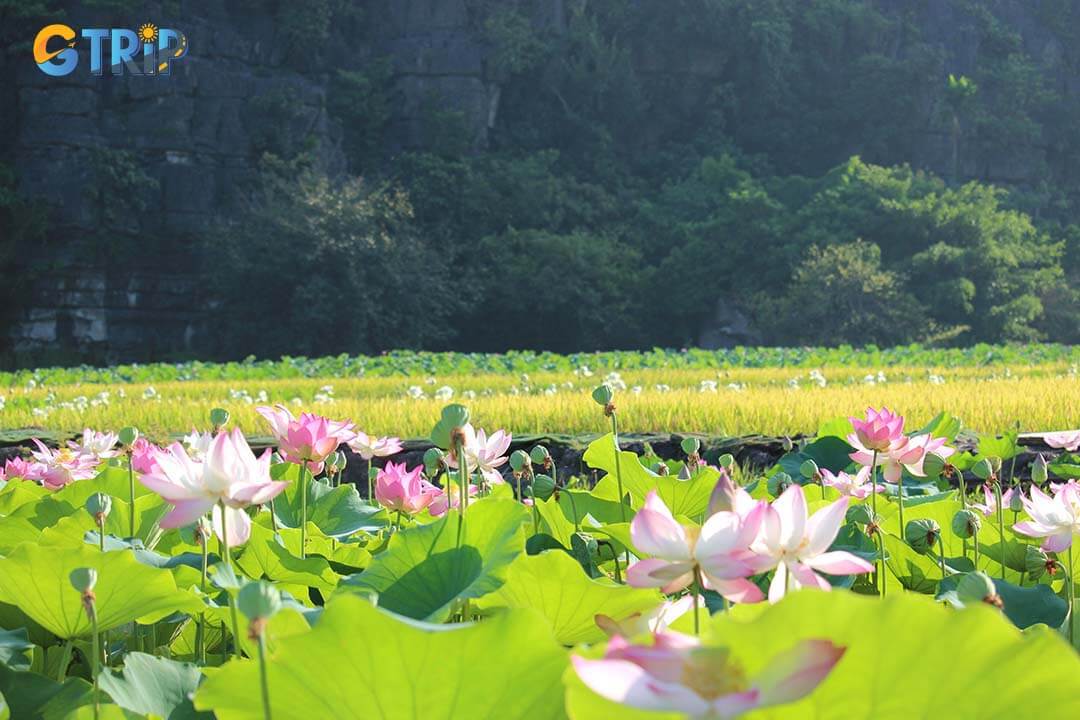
[
  {"xmin": 140, "ymin": 428, "xmax": 287, "ymax": 545},
  {"xmin": 68, "ymin": 429, "xmax": 120, "ymax": 460},
  {"xmin": 130, "ymin": 438, "xmax": 162, "ymax": 475},
  {"xmin": 1, "ymin": 456, "xmax": 40, "ymax": 481},
  {"xmin": 707, "ymin": 471, "xmax": 761, "ymax": 518},
  {"xmin": 626, "ymin": 490, "xmax": 769, "ymax": 604},
  {"xmin": 847, "ymin": 407, "xmax": 906, "ymax": 453},
  {"xmin": 820, "ymin": 467, "xmax": 882, "ymax": 499},
  {"xmin": 571, "ymin": 630, "xmax": 845, "ymax": 718},
  {"xmin": 182, "ymin": 430, "xmax": 214, "ymax": 461},
  {"xmin": 850, "ymin": 433, "xmax": 954, "ymax": 483},
  {"xmin": 972, "ymin": 484, "xmax": 1018, "ymax": 517},
  {"xmin": 596, "ymin": 595, "xmax": 696, "ymax": 638},
  {"xmin": 1045, "ymin": 430, "xmax": 1080, "ymax": 453},
  {"xmin": 28, "ymin": 439, "xmax": 100, "ymax": 490},
  {"xmin": 374, "ymin": 461, "xmax": 440, "ymax": 514},
  {"xmin": 348, "ymin": 432, "xmax": 404, "ymax": 460},
  {"xmin": 255, "ymin": 404, "xmax": 355, "ymax": 473},
  {"xmin": 448, "ymin": 425, "xmax": 511, "ymax": 485},
  {"xmin": 428, "ymin": 483, "xmax": 480, "ymax": 517},
  {"xmin": 757, "ymin": 484, "xmax": 874, "ymax": 602},
  {"xmin": 1013, "ymin": 484, "xmax": 1080, "ymax": 552}
]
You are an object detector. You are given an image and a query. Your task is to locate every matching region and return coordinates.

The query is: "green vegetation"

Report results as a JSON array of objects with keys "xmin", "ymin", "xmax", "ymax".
[{"xmin": 207, "ymin": 0, "xmax": 1080, "ymax": 359}]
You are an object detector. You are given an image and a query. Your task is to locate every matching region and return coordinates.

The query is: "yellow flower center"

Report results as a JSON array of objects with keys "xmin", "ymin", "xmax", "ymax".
[{"xmin": 679, "ymin": 647, "xmax": 749, "ymax": 701}]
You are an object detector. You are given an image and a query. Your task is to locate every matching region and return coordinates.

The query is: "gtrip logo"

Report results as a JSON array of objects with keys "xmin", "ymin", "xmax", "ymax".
[{"xmin": 33, "ymin": 23, "xmax": 188, "ymax": 77}]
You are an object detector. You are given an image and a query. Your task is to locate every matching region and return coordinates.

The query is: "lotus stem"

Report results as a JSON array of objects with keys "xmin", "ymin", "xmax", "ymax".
[
  {"xmin": 692, "ymin": 569, "xmax": 702, "ymax": 636},
  {"xmin": 219, "ymin": 501, "xmax": 242, "ymax": 659},
  {"xmin": 197, "ymin": 529, "xmax": 208, "ymax": 665},
  {"xmin": 128, "ymin": 454, "xmax": 136, "ymax": 539},
  {"xmin": 90, "ymin": 610, "xmax": 101, "ymax": 720},
  {"xmin": 610, "ymin": 412, "xmax": 630, "ymax": 566},
  {"xmin": 937, "ymin": 534, "xmax": 947, "ymax": 581},
  {"xmin": 1069, "ymin": 543, "xmax": 1075, "ymax": 647},
  {"xmin": 257, "ymin": 632, "xmax": 272, "ymax": 720},
  {"xmin": 297, "ymin": 464, "xmax": 309, "ymax": 559},
  {"xmin": 995, "ymin": 480, "xmax": 1005, "ymax": 580},
  {"xmin": 56, "ymin": 639, "xmax": 73, "ymax": 681}
]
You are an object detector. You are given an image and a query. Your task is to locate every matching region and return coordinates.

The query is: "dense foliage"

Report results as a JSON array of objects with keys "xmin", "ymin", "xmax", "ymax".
[
  {"xmin": 1, "ymin": 402, "xmax": 1080, "ymax": 718},
  {"xmin": 212, "ymin": 0, "xmax": 1080, "ymax": 357}
]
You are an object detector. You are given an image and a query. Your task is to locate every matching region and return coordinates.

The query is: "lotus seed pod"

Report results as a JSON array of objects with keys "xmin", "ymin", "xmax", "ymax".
[
  {"xmin": 69, "ymin": 567, "xmax": 98, "ymax": 593},
  {"xmin": 956, "ymin": 571, "xmax": 997, "ymax": 605},
  {"xmin": 654, "ymin": 461, "xmax": 670, "ymax": 476},
  {"xmin": 209, "ymin": 407, "xmax": 230, "ymax": 428},
  {"xmin": 1032, "ymin": 454, "xmax": 1048, "ymax": 484},
  {"xmin": 989, "ymin": 456, "xmax": 1003, "ymax": 474},
  {"xmin": 846, "ymin": 503, "xmax": 875, "ymax": 526},
  {"xmin": 529, "ymin": 446, "xmax": 550, "ymax": 466},
  {"xmin": 591, "ymin": 383, "xmax": 614, "ymax": 406},
  {"xmin": 532, "ymin": 474, "xmax": 556, "ymax": 500},
  {"xmin": 118, "ymin": 427, "xmax": 139, "ymax": 446},
  {"xmin": 971, "ymin": 458, "xmax": 993, "ymax": 481},
  {"xmin": 680, "ymin": 437, "xmax": 701, "ymax": 456},
  {"xmin": 509, "ymin": 449, "xmax": 531, "ymax": 473},
  {"xmin": 767, "ymin": 472, "xmax": 793, "ymax": 498},
  {"xmin": 440, "ymin": 403, "xmax": 470, "ymax": 427},
  {"xmin": 1024, "ymin": 545, "xmax": 1050, "ymax": 580},
  {"xmin": 237, "ymin": 580, "xmax": 282, "ymax": 622},
  {"xmin": 85, "ymin": 492, "xmax": 112, "ymax": 520},
  {"xmin": 922, "ymin": 452, "xmax": 946, "ymax": 478},
  {"xmin": 951, "ymin": 509, "xmax": 981, "ymax": 539},
  {"xmin": 423, "ymin": 447, "xmax": 445, "ymax": 475},
  {"xmin": 717, "ymin": 453, "xmax": 735, "ymax": 469},
  {"xmin": 905, "ymin": 518, "xmax": 941, "ymax": 555},
  {"xmin": 799, "ymin": 459, "xmax": 819, "ymax": 480}
]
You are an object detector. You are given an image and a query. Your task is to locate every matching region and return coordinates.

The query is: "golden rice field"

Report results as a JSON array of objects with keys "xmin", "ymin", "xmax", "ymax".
[{"xmin": 4, "ymin": 364, "xmax": 1078, "ymax": 438}]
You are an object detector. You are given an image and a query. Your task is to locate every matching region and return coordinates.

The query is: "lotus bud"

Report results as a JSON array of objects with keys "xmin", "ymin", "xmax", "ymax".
[
  {"xmin": 271, "ymin": 451, "xmax": 284, "ymax": 465},
  {"xmin": 69, "ymin": 567, "xmax": 98, "ymax": 593},
  {"xmin": 423, "ymin": 447, "xmax": 445, "ymax": 475},
  {"xmin": 922, "ymin": 452, "xmax": 947, "ymax": 478},
  {"xmin": 717, "ymin": 453, "xmax": 735, "ymax": 469},
  {"xmin": 194, "ymin": 516, "xmax": 212, "ymax": 545},
  {"xmin": 846, "ymin": 503, "xmax": 875, "ymax": 526},
  {"xmin": 951, "ymin": 509, "xmax": 981, "ymax": 539},
  {"xmin": 905, "ymin": 518, "xmax": 940, "ymax": 554},
  {"xmin": 85, "ymin": 492, "xmax": 112, "ymax": 524},
  {"xmin": 209, "ymin": 407, "xmax": 230, "ymax": 429},
  {"xmin": 1024, "ymin": 545, "xmax": 1051, "ymax": 580},
  {"xmin": 707, "ymin": 471, "xmax": 738, "ymax": 515},
  {"xmin": 532, "ymin": 474, "xmax": 556, "ymax": 501},
  {"xmin": 799, "ymin": 459, "xmax": 819, "ymax": 480},
  {"xmin": 767, "ymin": 472, "xmax": 793, "ymax": 498},
  {"xmin": 529, "ymin": 445, "xmax": 550, "ymax": 467},
  {"xmin": 1032, "ymin": 454, "xmax": 1048, "ymax": 484},
  {"xmin": 1007, "ymin": 489, "xmax": 1024, "ymax": 513},
  {"xmin": 591, "ymin": 384, "xmax": 614, "ymax": 407},
  {"xmin": 971, "ymin": 458, "xmax": 994, "ymax": 481},
  {"xmin": 677, "ymin": 464, "xmax": 693, "ymax": 481},
  {"xmin": 118, "ymin": 427, "xmax": 139, "ymax": 447},
  {"xmin": 956, "ymin": 571, "xmax": 1002, "ymax": 608},
  {"xmin": 781, "ymin": 436, "xmax": 793, "ymax": 453},
  {"xmin": 237, "ymin": 580, "xmax": 282, "ymax": 623},
  {"xmin": 509, "ymin": 449, "xmax": 531, "ymax": 474},
  {"xmin": 326, "ymin": 450, "xmax": 346, "ymax": 474}
]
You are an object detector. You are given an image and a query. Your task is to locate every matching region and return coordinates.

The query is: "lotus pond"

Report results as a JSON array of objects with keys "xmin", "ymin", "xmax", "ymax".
[{"xmin": 1, "ymin": 389, "xmax": 1080, "ymax": 718}]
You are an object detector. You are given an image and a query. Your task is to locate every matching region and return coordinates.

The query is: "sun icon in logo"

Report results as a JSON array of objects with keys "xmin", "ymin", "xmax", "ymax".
[{"xmin": 138, "ymin": 23, "xmax": 159, "ymax": 44}]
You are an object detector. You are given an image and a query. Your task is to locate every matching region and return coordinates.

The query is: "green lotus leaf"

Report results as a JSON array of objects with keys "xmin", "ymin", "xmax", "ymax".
[
  {"xmin": 476, "ymin": 550, "xmax": 661, "ymax": 644},
  {"xmin": 0, "ymin": 544, "xmax": 202, "ymax": 638},
  {"xmin": 585, "ymin": 434, "xmax": 713, "ymax": 517},
  {"xmin": 98, "ymin": 652, "xmax": 210, "ymax": 720},
  {"xmin": 339, "ymin": 498, "xmax": 526, "ymax": 621},
  {"xmin": 195, "ymin": 595, "xmax": 566, "ymax": 720},
  {"xmin": 273, "ymin": 476, "xmax": 387, "ymax": 537}
]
